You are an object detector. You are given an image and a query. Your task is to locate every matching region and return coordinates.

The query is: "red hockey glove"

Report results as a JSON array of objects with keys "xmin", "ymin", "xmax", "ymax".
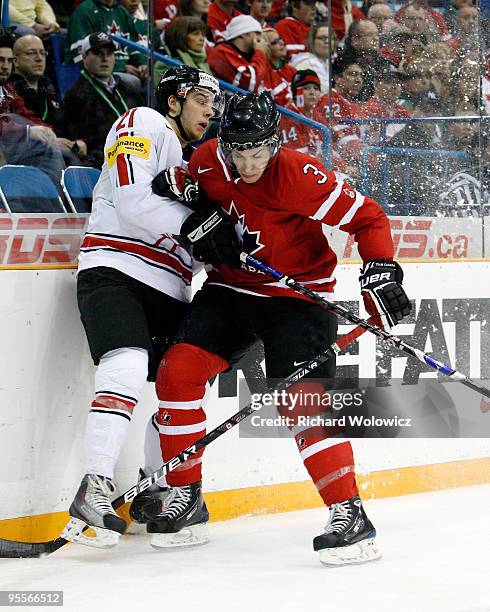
[
  {"xmin": 181, "ymin": 204, "xmax": 241, "ymax": 268},
  {"xmin": 152, "ymin": 166, "xmax": 198, "ymax": 208},
  {"xmin": 359, "ymin": 260, "xmax": 411, "ymax": 330}
]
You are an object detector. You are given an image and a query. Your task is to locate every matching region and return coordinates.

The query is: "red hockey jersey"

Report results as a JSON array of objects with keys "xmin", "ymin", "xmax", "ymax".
[
  {"xmin": 280, "ymin": 102, "xmax": 321, "ymax": 156},
  {"xmin": 313, "ymin": 89, "xmax": 364, "ymax": 161},
  {"xmin": 261, "ymin": 63, "xmax": 295, "ymax": 107},
  {"xmin": 207, "ymin": 2, "xmax": 242, "ymax": 42},
  {"xmin": 188, "ymin": 139, "xmax": 393, "ymax": 300},
  {"xmin": 207, "ymin": 44, "xmax": 269, "ymax": 92},
  {"xmin": 275, "ymin": 17, "xmax": 310, "ymax": 57}
]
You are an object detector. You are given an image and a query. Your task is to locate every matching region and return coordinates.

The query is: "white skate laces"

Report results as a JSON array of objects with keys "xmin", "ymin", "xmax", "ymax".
[
  {"xmin": 62, "ymin": 474, "xmax": 126, "ymax": 549},
  {"xmin": 160, "ymin": 485, "xmax": 192, "ymax": 519},
  {"xmin": 85, "ymin": 475, "xmax": 117, "ymax": 516},
  {"xmin": 324, "ymin": 500, "xmax": 353, "ymax": 535}
]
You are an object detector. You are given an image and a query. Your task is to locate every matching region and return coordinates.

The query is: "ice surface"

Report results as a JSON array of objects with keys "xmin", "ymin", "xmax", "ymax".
[{"xmin": 1, "ymin": 485, "xmax": 489, "ymax": 612}]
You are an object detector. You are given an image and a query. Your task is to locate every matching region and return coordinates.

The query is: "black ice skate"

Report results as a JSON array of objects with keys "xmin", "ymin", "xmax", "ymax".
[
  {"xmin": 62, "ymin": 474, "xmax": 127, "ymax": 549},
  {"xmin": 128, "ymin": 469, "xmax": 168, "ymax": 531},
  {"xmin": 146, "ymin": 480, "xmax": 209, "ymax": 549},
  {"xmin": 313, "ymin": 494, "xmax": 381, "ymax": 566}
]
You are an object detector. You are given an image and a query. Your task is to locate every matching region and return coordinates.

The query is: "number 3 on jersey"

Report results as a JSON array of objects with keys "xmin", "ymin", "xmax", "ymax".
[{"xmin": 303, "ymin": 163, "xmax": 328, "ymax": 184}]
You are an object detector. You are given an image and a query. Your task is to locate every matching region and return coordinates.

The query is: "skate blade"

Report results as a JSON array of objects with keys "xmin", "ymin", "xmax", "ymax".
[
  {"xmin": 318, "ymin": 537, "xmax": 381, "ymax": 567},
  {"xmin": 150, "ymin": 523, "xmax": 210, "ymax": 549},
  {"xmin": 61, "ymin": 517, "xmax": 121, "ymax": 549},
  {"xmin": 126, "ymin": 521, "xmax": 148, "ymax": 535}
]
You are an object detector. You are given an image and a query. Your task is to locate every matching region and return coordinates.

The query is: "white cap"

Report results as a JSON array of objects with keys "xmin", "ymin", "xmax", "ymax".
[{"xmin": 224, "ymin": 15, "xmax": 262, "ymax": 41}]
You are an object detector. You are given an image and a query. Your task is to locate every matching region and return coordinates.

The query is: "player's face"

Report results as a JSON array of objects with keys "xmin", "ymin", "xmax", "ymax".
[
  {"xmin": 232, "ymin": 146, "xmax": 271, "ymax": 183},
  {"xmin": 180, "ymin": 87, "xmax": 215, "ymax": 141}
]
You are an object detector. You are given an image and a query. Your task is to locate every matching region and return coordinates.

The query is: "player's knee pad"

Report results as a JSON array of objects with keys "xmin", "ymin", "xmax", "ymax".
[
  {"xmin": 156, "ymin": 343, "xmax": 228, "ymax": 400},
  {"xmin": 95, "ymin": 347, "xmax": 149, "ymax": 404}
]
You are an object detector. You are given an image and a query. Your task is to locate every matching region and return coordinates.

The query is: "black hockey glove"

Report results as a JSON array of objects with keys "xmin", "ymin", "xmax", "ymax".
[
  {"xmin": 359, "ymin": 260, "xmax": 411, "ymax": 330},
  {"xmin": 152, "ymin": 166, "xmax": 198, "ymax": 208},
  {"xmin": 181, "ymin": 204, "xmax": 241, "ymax": 268}
]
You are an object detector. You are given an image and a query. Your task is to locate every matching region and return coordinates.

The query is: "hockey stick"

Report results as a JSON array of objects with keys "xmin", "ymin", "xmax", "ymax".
[
  {"xmin": 0, "ymin": 322, "xmax": 368, "ymax": 558},
  {"xmin": 241, "ymin": 253, "xmax": 490, "ymax": 399}
]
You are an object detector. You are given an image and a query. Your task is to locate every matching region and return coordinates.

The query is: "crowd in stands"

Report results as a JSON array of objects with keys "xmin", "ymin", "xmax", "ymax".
[{"xmin": 0, "ymin": 0, "xmax": 488, "ymax": 216}]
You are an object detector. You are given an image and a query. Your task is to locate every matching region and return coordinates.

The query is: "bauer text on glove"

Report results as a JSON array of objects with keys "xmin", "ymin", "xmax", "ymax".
[{"xmin": 359, "ymin": 260, "xmax": 411, "ymax": 329}]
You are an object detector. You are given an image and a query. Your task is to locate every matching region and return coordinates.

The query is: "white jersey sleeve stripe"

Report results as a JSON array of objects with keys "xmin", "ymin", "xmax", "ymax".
[
  {"xmin": 309, "ymin": 180, "xmax": 344, "ymax": 221},
  {"xmin": 332, "ymin": 192, "xmax": 365, "ymax": 229}
]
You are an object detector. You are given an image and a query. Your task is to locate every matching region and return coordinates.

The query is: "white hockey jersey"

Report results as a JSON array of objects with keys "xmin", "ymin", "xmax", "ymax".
[{"xmin": 78, "ymin": 106, "xmax": 194, "ymax": 302}]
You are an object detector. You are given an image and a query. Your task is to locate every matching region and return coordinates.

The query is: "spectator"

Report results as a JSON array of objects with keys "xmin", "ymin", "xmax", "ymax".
[
  {"xmin": 422, "ymin": 43, "xmax": 454, "ymax": 105},
  {"xmin": 398, "ymin": 57, "xmax": 432, "ymax": 111},
  {"xmin": 396, "ymin": 0, "xmax": 449, "ymax": 40},
  {"xmin": 313, "ymin": 56, "xmax": 365, "ymax": 176},
  {"xmin": 10, "ymin": 34, "xmax": 87, "ymax": 165},
  {"xmin": 280, "ymin": 68, "xmax": 322, "ymax": 155},
  {"xmin": 0, "ymin": 29, "xmax": 65, "ymax": 182},
  {"xmin": 275, "ymin": 0, "xmax": 316, "ymax": 58},
  {"xmin": 207, "ymin": 0, "xmax": 242, "ymax": 43},
  {"xmin": 449, "ymin": 6, "xmax": 478, "ymax": 54},
  {"xmin": 268, "ymin": 0, "xmax": 286, "ymax": 23},
  {"xmin": 398, "ymin": 3, "xmax": 446, "ymax": 45},
  {"xmin": 180, "ymin": 0, "xmax": 214, "ymax": 45},
  {"xmin": 445, "ymin": 0, "xmax": 475, "ymax": 34},
  {"xmin": 368, "ymin": 4, "xmax": 393, "ymax": 34},
  {"xmin": 379, "ymin": 28, "xmax": 415, "ymax": 67},
  {"xmin": 119, "ymin": 0, "xmax": 164, "ymax": 51},
  {"xmin": 247, "ymin": 0, "xmax": 274, "ymax": 27},
  {"xmin": 363, "ymin": 68, "xmax": 410, "ymax": 120},
  {"xmin": 290, "ymin": 23, "xmax": 336, "ymax": 92},
  {"xmin": 342, "ymin": 19, "xmax": 392, "ymax": 101},
  {"xmin": 181, "ymin": 0, "xmax": 211, "ymax": 19},
  {"xmin": 362, "ymin": 0, "xmax": 388, "ymax": 15},
  {"xmin": 9, "ymin": 0, "xmax": 60, "ymax": 39},
  {"xmin": 262, "ymin": 28, "xmax": 296, "ymax": 106},
  {"xmin": 328, "ymin": 0, "xmax": 366, "ymax": 42},
  {"xmin": 66, "ymin": 0, "xmax": 147, "ymax": 91},
  {"xmin": 207, "ymin": 15, "xmax": 269, "ymax": 91},
  {"xmin": 153, "ymin": 17, "xmax": 211, "ymax": 87},
  {"xmin": 62, "ymin": 32, "xmax": 141, "ymax": 168},
  {"xmin": 362, "ymin": 68, "xmax": 411, "ymax": 142},
  {"xmin": 154, "ymin": 0, "xmax": 180, "ymax": 30},
  {"xmin": 442, "ymin": 100, "xmax": 479, "ymax": 159}
]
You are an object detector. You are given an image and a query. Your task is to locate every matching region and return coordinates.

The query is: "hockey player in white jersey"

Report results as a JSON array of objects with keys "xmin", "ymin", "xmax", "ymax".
[{"xmin": 62, "ymin": 66, "xmax": 224, "ymax": 549}]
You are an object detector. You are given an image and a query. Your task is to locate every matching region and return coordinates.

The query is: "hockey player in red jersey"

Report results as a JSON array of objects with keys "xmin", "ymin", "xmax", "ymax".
[
  {"xmin": 144, "ymin": 91, "xmax": 411, "ymax": 565},
  {"xmin": 62, "ymin": 66, "xmax": 224, "ymax": 549}
]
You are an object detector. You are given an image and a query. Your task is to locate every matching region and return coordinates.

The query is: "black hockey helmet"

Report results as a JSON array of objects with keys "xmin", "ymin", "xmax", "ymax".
[
  {"xmin": 155, "ymin": 65, "xmax": 224, "ymax": 119},
  {"xmin": 218, "ymin": 91, "xmax": 281, "ymax": 169}
]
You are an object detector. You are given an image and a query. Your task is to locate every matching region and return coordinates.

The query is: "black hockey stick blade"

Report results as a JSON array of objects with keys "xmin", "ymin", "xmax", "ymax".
[{"xmin": 0, "ymin": 536, "xmax": 68, "ymax": 558}]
